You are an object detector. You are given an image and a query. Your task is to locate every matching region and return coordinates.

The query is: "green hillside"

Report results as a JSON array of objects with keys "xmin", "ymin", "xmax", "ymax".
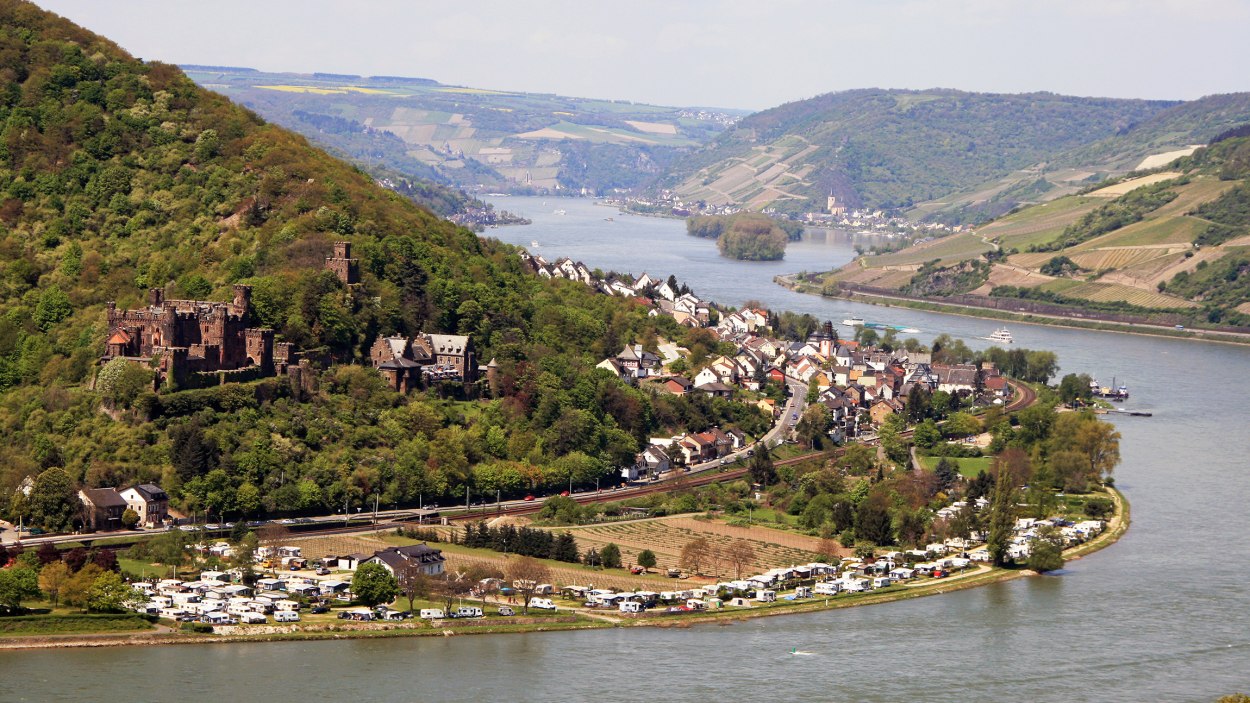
[
  {"xmin": 657, "ymin": 88, "xmax": 1177, "ymax": 213},
  {"xmin": 186, "ymin": 66, "xmax": 741, "ymax": 197},
  {"xmin": 821, "ymin": 133, "xmax": 1250, "ymax": 327},
  {"xmin": 0, "ymin": 1, "xmax": 745, "ymax": 528}
]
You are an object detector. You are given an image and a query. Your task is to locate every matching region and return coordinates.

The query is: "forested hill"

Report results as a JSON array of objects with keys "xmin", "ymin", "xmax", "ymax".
[
  {"xmin": 0, "ymin": 1, "xmax": 715, "ymax": 524},
  {"xmin": 656, "ymin": 89, "xmax": 1177, "ymax": 213}
]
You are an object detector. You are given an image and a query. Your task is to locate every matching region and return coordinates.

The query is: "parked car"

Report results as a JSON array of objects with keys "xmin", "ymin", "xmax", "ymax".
[
  {"xmin": 310, "ymin": 605, "xmax": 330, "ymax": 614},
  {"xmin": 315, "ymin": 566, "xmax": 330, "ymax": 575}
]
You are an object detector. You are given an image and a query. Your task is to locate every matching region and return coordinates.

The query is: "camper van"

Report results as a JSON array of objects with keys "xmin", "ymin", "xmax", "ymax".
[
  {"xmin": 239, "ymin": 611, "xmax": 267, "ymax": 624},
  {"xmin": 619, "ymin": 601, "xmax": 644, "ymax": 613},
  {"xmin": 755, "ymin": 589, "xmax": 777, "ymax": 603},
  {"xmin": 454, "ymin": 606, "xmax": 484, "ymax": 618},
  {"xmin": 529, "ymin": 598, "xmax": 557, "ymax": 611},
  {"xmin": 419, "ymin": 608, "xmax": 446, "ymax": 619},
  {"xmin": 814, "ymin": 582, "xmax": 841, "ymax": 596},
  {"xmin": 274, "ymin": 610, "xmax": 300, "ymax": 622},
  {"xmin": 534, "ymin": 583, "xmax": 554, "ymax": 595}
]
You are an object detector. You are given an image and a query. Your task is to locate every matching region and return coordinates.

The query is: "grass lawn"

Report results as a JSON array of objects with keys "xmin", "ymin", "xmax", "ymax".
[
  {"xmin": 0, "ymin": 612, "xmax": 155, "ymax": 637},
  {"xmin": 917, "ymin": 455, "xmax": 993, "ymax": 478}
]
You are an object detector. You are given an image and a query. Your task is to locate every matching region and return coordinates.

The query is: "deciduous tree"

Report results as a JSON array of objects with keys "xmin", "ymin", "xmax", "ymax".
[
  {"xmin": 724, "ymin": 539, "xmax": 756, "ymax": 579},
  {"xmin": 351, "ymin": 562, "xmax": 398, "ymax": 607},
  {"xmin": 505, "ymin": 555, "xmax": 551, "ymax": 614},
  {"xmin": 679, "ymin": 537, "xmax": 710, "ymax": 576}
]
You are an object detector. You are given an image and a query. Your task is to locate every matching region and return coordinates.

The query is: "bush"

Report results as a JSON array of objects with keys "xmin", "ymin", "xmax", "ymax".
[
  {"xmin": 1083, "ymin": 497, "xmax": 1114, "ymax": 519},
  {"xmin": 180, "ymin": 622, "xmax": 214, "ymax": 633}
]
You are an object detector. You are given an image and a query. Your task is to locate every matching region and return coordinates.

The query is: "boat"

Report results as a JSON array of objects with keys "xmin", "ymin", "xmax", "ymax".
[
  {"xmin": 1090, "ymin": 378, "xmax": 1130, "ymax": 400},
  {"xmin": 863, "ymin": 322, "xmax": 921, "ymax": 334},
  {"xmin": 530, "ymin": 240, "xmax": 540, "ymax": 248},
  {"xmin": 553, "ymin": 209, "xmax": 566, "ymax": 215},
  {"xmin": 986, "ymin": 328, "xmax": 1014, "ymax": 344},
  {"xmin": 604, "ymin": 217, "xmax": 614, "ymax": 222},
  {"xmin": 841, "ymin": 317, "xmax": 864, "ymax": 327}
]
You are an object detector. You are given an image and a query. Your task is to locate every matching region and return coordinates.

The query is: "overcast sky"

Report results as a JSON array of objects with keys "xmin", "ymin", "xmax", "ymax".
[{"xmin": 36, "ymin": 0, "xmax": 1250, "ymax": 110}]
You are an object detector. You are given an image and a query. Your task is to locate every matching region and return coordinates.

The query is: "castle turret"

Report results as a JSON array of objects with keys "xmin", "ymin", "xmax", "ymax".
[{"xmin": 326, "ymin": 241, "xmax": 359, "ymax": 284}]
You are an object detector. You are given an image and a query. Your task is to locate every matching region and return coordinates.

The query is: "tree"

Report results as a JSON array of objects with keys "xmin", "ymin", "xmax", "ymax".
[
  {"xmin": 837, "ymin": 444, "xmax": 875, "ymax": 476},
  {"xmin": 95, "ymin": 358, "xmax": 153, "ymax": 410},
  {"xmin": 34, "ymin": 285, "xmax": 73, "ymax": 331},
  {"xmin": 28, "ymin": 467, "xmax": 79, "ymax": 533},
  {"xmin": 724, "ymin": 539, "xmax": 756, "ymax": 579},
  {"xmin": 679, "ymin": 537, "xmax": 710, "ymax": 575},
  {"xmin": 0, "ymin": 567, "xmax": 40, "ymax": 613},
  {"xmin": 93, "ymin": 549, "xmax": 120, "ymax": 572},
  {"xmin": 257, "ymin": 523, "xmax": 291, "ymax": 575},
  {"xmin": 600, "ymin": 543, "xmax": 622, "ymax": 569},
  {"xmin": 637, "ymin": 549, "xmax": 657, "ymax": 571},
  {"xmin": 1073, "ymin": 419, "xmax": 1121, "ymax": 484},
  {"xmin": 396, "ymin": 561, "xmax": 431, "ymax": 612},
  {"xmin": 748, "ymin": 449, "xmax": 776, "ymax": 486},
  {"xmin": 148, "ymin": 528, "xmax": 189, "ymax": 574},
  {"xmin": 815, "ymin": 538, "xmax": 840, "ymax": 562},
  {"xmin": 854, "ymin": 492, "xmax": 894, "ymax": 546},
  {"xmin": 505, "ymin": 555, "xmax": 552, "ymax": 614},
  {"xmin": 934, "ymin": 458, "xmax": 958, "ymax": 492},
  {"xmin": 86, "ymin": 570, "xmax": 138, "ymax": 612},
  {"xmin": 37, "ymin": 542, "xmax": 61, "ymax": 566},
  {"xmin": 1057, "ymin": 373, "xmax": 1093, "ymax": 407},
  {"xmin": 986, "ymin": 470, "xmax": 1017, "ymax": 567},
  {"xmin": 1027, "ymin": 530, "xmax": 1065, "ymax": 573},
  {"xmin": 62, "ymin": 564, "xmax": 104, "ymax": 610},
  {"xmin": 352, "ymin": 562, "xmax": 399, "ymax": 607},
  {"xmin": 913, "ymin": 419, "xmax": 941, "ymax": 450},
  {"xmin": 121, "ymin": 509, "xmax": 139, "ymax": 529}
]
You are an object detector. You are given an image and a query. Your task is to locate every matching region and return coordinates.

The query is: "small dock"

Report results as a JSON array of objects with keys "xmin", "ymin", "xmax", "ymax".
[{"xmin": 1095, "ymin": 408, "xmax": 1153, "ymax": 417}]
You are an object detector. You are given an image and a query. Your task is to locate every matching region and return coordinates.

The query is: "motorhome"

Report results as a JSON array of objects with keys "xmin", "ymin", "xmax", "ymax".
[
  {"xmin": 420, "ymin": 608, "xmax": 446, "ymax": 619},
  {"xmin": 619, "ymin": 601, "xmax": 644, "ymax": 613},
  {"xmin": 529, "ymin": 598, "xmax": 557, "ymax": 611},
  {"xmin": 274, "ymin": 610, "xmax": 300, "ymax": 622},
  {"xmin": 454, "ymin": 606, "xmax": 484, "ymax": 618}
]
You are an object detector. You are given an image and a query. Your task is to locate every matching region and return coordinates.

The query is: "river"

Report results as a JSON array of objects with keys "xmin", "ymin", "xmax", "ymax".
[{"xmin": 10, "ymin": 197, "xmax": 1250, "ymax": 702}]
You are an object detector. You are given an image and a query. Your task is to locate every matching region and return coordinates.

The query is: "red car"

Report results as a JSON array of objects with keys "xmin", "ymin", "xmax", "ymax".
[
  {"xmin": 560, "ymin": 490, "xmax": 570, "ymax": 497},
  {"xmin": 524, "ymin": 495, "xmax": 536, "ymax": 502}
]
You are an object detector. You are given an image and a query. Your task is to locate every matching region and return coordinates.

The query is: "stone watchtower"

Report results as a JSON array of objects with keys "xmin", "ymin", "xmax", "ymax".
[{"xmin": 326, "ymin": 241, "xmax": 359, "ymax": 285}]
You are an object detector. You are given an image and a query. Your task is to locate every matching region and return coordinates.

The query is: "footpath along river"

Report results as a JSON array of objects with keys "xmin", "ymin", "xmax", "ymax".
[{"xmin": 9, "ymin": 197, "xmax": 1250, "ymax": 702}]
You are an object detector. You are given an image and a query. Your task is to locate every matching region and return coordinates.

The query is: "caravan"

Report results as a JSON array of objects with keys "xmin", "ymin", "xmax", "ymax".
[{"xmin": 529, "ymin": 598, "xmax": 557, "ymax": 611}]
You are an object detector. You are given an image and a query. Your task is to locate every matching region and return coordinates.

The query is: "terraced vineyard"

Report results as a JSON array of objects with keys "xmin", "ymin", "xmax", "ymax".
[
  {"xmin": 865, "ymin": 232, "xmax": 993, "ymax": 267},
  {"xmin": 1039, "ymin": 280, "xmax": 1197, "ymax": 308},
  {"xmin": 980, "ymin": 196, "xmax": 1102, "ymax": 250}
]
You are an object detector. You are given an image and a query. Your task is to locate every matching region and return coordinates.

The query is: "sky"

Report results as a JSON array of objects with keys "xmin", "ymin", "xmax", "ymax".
[{"xmin": 35, "ymin": 0, "xmax": 1250, "ymax": 110}]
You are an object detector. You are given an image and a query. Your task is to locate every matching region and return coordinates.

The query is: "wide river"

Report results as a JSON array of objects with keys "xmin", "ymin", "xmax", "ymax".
[{"xmin": 12, "ymin": 197, "xmax": 1250, "ymax": 702}]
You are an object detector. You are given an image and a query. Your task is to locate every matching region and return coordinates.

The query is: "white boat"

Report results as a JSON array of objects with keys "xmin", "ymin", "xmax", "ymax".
[
  {"xmin": 986, "ymin": 328, "xmax": 1014, "ymax": 344},
  {"xmin": 841, "ymin": 317, "xmax": 864, "ymax": 327},
  {"xmin": 553, "ymin": 209, "xmax": 566, "ymax": 215},
  {"xmin": 530, "ymin": 240, "xmax": 540, "ymax": 248}
]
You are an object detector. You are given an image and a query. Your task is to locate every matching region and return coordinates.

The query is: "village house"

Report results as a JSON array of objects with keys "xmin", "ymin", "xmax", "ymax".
[
  {"xmin": 363, "ymin": 544, "xmax": 446, "ymax": 577},
  {"xmin": 78, "ymin": 487, "xmax": 128, "ymax": 531},
  {"xmin": 623, "ymin": 445, "xmax": 672, "ymax": 481},
  {"xmin": 118, "ymin": 484, "xmax": 170, "ymax": 528},
  {"xmin": 869, "ymin": 398, "xmax": 905, "ymax": 426}
]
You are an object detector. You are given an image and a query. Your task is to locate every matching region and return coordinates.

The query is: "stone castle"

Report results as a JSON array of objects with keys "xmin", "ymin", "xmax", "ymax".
[{"xmin": 103, "ymin": 284, "xmax": 297, "ymax": 388}]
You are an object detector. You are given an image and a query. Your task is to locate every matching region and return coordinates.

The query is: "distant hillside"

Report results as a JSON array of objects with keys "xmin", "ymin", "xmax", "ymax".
[
  {"xmin": 818, "ymin": 133, "xmax": 1250, "ymax": 329},
  {"xmin": 913, "ymin": 93, "xmax": 1250, "ymax": 225},
  {"xmin": 185, "ymin": 66, "xmax": 742, "ymax": 196},
  {"xmin": 0, "ymin": 1, "xmax": 705, "ymax": 524},
  {"xmin": 656, "ymin": 89, "xmax": 1177, "ymax": 214}
]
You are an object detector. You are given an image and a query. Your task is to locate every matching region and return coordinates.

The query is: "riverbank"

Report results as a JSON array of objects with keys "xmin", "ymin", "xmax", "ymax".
[
  {"xmin": 776, "ymin": 273, "xmax": 1250, "ymax": 346},
  {"xmin": 0, "ymin": 488, "xmax": 1128, "ymax": 650}
]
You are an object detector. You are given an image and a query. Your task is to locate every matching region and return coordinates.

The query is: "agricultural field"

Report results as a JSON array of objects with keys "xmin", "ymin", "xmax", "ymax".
[
  {"xmin": 1037, "ymin": 280, "xmax": 1198, "ymax": 308},
  {"xmin": 1086, "ymin": 172, "xmax": 1182, "ymax": 198},
  {"xmin": 558, "ymin": 515, "xmax": 837, "ymax": 578},
  {"xmin": 1068, "ymin": 246, "xmax": 1188, "ymax": 271},
  {"xmin": 978, "ymin": 195, "xmax": 1102, "ymax": 250},
  {"xmin": 865, "ymin": 232, "xmax": 993, "ymax": 267},
  {"xmin": 1075, "ymin": 216, "xmax": 1206, "ymax": 249}
]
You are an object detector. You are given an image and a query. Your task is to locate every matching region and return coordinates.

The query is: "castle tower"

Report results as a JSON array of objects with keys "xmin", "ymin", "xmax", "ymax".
[
  {"xmin": 231, "ymin": 284, "xmax": 252, "ymax": 317},
  {"xmin": 245, "ymin": 328, "xmax": 275, "ymax": 373},
  {"xmin": 325, "ymin": 241, "xmax": 359, "ymax": 285}
]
